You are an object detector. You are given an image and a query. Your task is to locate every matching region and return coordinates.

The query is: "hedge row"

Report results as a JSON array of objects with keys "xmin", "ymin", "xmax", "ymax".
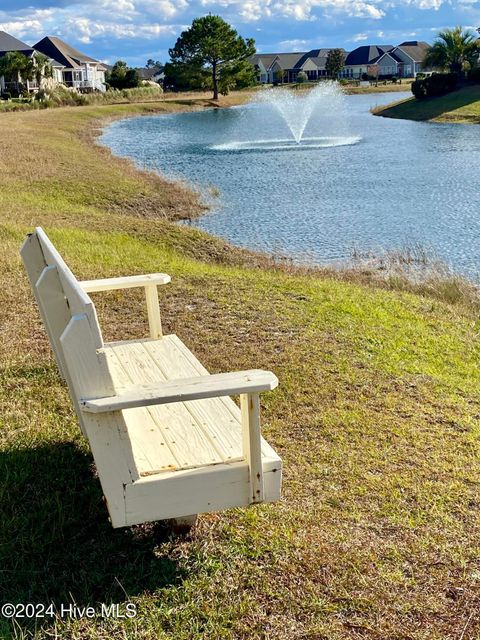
[{"xmin": 411, "ymin": 73, "xmax": 458, "ymax": 99}]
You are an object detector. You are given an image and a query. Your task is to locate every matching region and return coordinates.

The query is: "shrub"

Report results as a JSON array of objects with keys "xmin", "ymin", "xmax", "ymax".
[
  {"xmin": 411, "ymin": 72, "xmax": 458, "ymax": 99},
  {"xmin": 296, "ymin": 71, "xmax": 307, "ymax": 84},
  {"xmin": 425, "ymin": 72, "xmax": 458, "ymax": 96},
  {"xmin": 468, "ymin": 67, "xmax": 480, "ymax": 83},
  {"xmin": 411, "ymin": 79, "xmax": 427, "ymax": 99}
]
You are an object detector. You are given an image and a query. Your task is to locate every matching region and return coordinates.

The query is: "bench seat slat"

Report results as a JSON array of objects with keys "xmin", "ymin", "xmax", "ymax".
[
  {"xmin": 104, "ymin": 339, "xmax": 244, "ymax": 473},
  {"xmin": 143, "ymin": 338, "xmax": 249, "ymax": 461},
  {"xmin": 102, "ymin": 346, "xmax": 182, "ymax": 476}
]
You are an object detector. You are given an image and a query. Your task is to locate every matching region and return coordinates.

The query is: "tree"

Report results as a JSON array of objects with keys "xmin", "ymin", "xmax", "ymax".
[
  {"xmin": 367, "ymin": 64, "xmax": 380, "ymax": 85},
  {"xmin": 296, "ymin": 70, "xmax": 308, "ymax": 83},
  {"xmin": 34, "ymin": 53, "xmax": 53, "ymax": 86},
  {"xmin": 106, "ymin": 61, "xmax": 140, "ymax": 89},
  {"xmin": 0, "ymin": 51, "xmax": 31, "ymax": 88},
  {"xmin": 146, "ymin": 58, "xmax": 162, "ymax": 69},
  {"xmin": 423, "ymin": 26, "xmax": 480, "ymax": 76},
  {"xmin": 163, "ymin": 61, "xmax": 210, "ymax": 92},
  {"xmin": 168, "ymin": 15, "xmax": 255, "ymax": 100},
  {"xmin": 274, "ymin": 67, "xmax": 285, "ymax": 84},
  {"xmin": 325, "ymin": 48, "xmax": 345, "ymax": 78}
]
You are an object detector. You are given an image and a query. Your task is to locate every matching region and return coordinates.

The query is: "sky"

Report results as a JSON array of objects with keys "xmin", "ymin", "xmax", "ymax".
[{"xmin": 0, "ymin": 0, "xmax": 479, "ymax": 67}]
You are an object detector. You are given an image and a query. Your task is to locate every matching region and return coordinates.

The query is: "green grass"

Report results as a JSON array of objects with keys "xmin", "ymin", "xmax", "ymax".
[
  {"xmin": 372, "ymin": 84, "xmax": 480, "ymax": 123},
  {"xmin": 1, "ymin": 97, "xmax": 480, "ymax": 640}
]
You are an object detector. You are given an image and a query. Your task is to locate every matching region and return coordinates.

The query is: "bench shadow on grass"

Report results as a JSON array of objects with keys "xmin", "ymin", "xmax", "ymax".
[{"xmin": 0, "ymin": 441, "xmax": 186, "ymax": 612}]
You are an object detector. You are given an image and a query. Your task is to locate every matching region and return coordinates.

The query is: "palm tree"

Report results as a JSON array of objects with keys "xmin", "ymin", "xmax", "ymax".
[
  {"xmin": 33, "ymin": 53, "xmax": 53, "ymax": 87},
  {"xmin": 423, "ymin": 26, "xmax": 480, "ymax": 76}
]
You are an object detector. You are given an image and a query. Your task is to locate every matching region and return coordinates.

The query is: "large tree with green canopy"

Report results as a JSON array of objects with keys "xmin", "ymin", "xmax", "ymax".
[
  {"xmin": 168, "ymin": 15, "xmax": 256, "ymax": 100},
  {"xmin": 423, "ymin": 26, "xmax": 480, "ymax": 76}
]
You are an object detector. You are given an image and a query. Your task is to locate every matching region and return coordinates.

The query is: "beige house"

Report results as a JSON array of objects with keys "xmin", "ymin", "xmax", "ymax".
[{"xmin": 33, "ymin": 36, "xmax": 106, "ymax": 92}]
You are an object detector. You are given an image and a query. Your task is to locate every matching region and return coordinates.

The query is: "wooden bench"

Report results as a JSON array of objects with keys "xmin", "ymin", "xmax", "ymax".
[{"xmin": 21, "ymin": 228, "xmax": 282, "ymax": 528}]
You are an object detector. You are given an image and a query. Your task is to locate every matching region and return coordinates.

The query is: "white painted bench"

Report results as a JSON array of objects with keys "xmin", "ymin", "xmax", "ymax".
[{"xmin": 21, "ymin": 228, "xmax": 282, "ymax": 528}]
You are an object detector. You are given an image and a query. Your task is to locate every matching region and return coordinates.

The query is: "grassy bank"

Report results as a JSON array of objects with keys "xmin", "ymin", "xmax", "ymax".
[
  {"xmin": 344, "ymin": 80, "xmax": 413, "ymax": 95},
  {"xmin": 372, "ymin": 85, "xmax": 480, "ymax": 123},
  {"xmin": 1, "ymin": 98, "xmax": 480, "ymax": 640}
]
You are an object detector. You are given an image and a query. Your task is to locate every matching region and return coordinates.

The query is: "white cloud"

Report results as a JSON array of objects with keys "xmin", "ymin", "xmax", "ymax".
[
  {"xmin": 278, "ymin": 37, "xmax": 310, "ymax": 49},
  {"xmin": 351, "ymin": 32, "xmax": 368, "ymax": 41},
  {"xmin": 404, "ymin": 0, "xmax": 444, "ymax": 8}
]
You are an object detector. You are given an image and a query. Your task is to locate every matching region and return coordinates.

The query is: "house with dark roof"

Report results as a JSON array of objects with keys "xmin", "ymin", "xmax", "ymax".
[
  {"xmin": 391, "ymin": 41, "xmax": 430, "ymax": 77},
  {"xmin": 341, "ymin": 45, "xmax": 394, "ymax": 79},
  {"xmin": 136, "ymin": 66, "xmax": 164, "ymax": 84},
  {"xmin": 342, "ymin": 41, "xmax": 430, "ymax": 79},
  {"xmin": 251, "ymin": 48, "xmax": 348, "ymax": 83},
  {"xmin": 33, "ymin": 36, "xmax": 106, "ymax": 92},
  {"xmin": 293, "ymin": 49, "xmax": 348, "ymax": 80}
]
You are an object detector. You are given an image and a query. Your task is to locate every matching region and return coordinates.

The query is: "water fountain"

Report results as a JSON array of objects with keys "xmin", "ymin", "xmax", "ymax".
[{"xmin": 212, "ymin": 81, "xmax": 361, "ymax": 151}]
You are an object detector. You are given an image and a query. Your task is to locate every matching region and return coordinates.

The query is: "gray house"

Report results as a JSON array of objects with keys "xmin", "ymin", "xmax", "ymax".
[
  {"xmin": 341, "ymin": 45, "xmax": 394, "ymax": 79},
  {"xmin": 342, "ymin": 41, "xmax": 430, "ymax": 79},
  {"xmin": 390, "ymin": 41, "xmax": 430, "ymax": 77}
]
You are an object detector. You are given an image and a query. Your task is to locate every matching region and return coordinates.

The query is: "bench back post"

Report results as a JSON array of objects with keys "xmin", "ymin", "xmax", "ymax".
[{"xmin": 20, "ymin": 228, "xmax": 115, "ymax": 437}]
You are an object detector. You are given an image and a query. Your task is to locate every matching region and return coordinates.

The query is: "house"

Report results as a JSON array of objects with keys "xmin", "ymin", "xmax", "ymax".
[
  {"xmin": 391, "ymin": 41, "xmax": 430, "ymax": 77},
  {"xmin": 33, "ymin": 36, "xmax": 106, "ymax": 91},
  {"xmin": 250, "ymin": 53, "xmax": 284, "ymax": 83},
  {"xmin": 251, "ymin": 49, "xmax": 347, "ymax": 83},
  {"xmin": 342, "ymin": 41, "xmax": 430, "ymax": 79},
  {"xmin": 341, "ymin": 44, "xmax": 394, "ymax": 79},
  {"xmin": 0, "ymin": 30, "xmax": 36, "ymax": 93},
  {"xmin": 251, "ymin": 52, "xmax": 307, "ymax": 83},
  {"xmin": 136, "ymin": 66, "xmax": 164, "ymax": 84},
  {"xmin": 293, "ymin": 49, "xmax": 348, "ymax": 80}
]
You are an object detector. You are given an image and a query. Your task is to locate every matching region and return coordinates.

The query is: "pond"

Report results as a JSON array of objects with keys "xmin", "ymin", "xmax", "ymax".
[{"xmin": 100, "ymin": 90, "xmax": 480, "ymax": 278}]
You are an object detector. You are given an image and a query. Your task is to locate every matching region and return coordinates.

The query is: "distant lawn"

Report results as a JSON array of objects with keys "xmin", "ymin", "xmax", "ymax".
[{"xmin": 372, "ymin": 85, "xmax": 480, "ymax": 123}]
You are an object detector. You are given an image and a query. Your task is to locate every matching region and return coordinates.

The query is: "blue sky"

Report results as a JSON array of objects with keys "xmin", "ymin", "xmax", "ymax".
[{"xmin": 0, "ymin": 0, "xmax": 479, "ymax": 66}]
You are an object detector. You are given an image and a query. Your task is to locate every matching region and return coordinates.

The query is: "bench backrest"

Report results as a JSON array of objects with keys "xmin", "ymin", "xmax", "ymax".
[{"xmin": 21, "ymin": 228, "xmax": 115, "ymax": 434}]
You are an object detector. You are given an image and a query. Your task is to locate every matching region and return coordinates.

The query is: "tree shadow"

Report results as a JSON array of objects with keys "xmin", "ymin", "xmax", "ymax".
[
  {"xmin": 0, "ymin": 442, "xmax": 187, "ymax": 607},
  {"xmin": 379, "ymin": 86, "xmax": 479, "ymax": 121}
]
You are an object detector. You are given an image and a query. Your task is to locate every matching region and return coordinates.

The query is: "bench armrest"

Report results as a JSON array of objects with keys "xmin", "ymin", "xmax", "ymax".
[
  {"xmin": 80, "ymin": 273, "xmax": 170, "ymax": 293},
  {"xmin": 80, "ymin": 273, "xmax": 170, "ymax": 340},
  {"xmin": 80, "ymin": 369, "xmax": 278, "ymax": 414}
]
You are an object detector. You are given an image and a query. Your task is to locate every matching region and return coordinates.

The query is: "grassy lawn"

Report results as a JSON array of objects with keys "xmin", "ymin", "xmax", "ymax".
[
  {"xmin": 372, "ymin": 85, "xmax": 480, "ymax": 123},
  {"xmin": 1, "ymin": 97, "xmax": 480, "ymax": 640}
]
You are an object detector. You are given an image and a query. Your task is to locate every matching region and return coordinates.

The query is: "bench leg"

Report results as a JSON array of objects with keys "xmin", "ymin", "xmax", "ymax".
[{"xmin": 240, "ymin": 392, "xmax": 265, "ymax": 504}]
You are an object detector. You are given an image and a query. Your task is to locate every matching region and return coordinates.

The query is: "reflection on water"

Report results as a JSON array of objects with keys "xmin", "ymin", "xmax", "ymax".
[{"xmin": 100, "ymin": 91, "xmax": 480, "ymax": 278}]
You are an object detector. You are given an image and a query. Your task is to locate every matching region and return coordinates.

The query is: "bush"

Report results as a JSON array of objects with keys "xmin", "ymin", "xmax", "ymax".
[
  {"xmin": 411, "ymin": 73, "xmax": 458, "ymax": 99},
  {"xmin": 296, "ymin": 71, "xmax": 308, "ymax": 84},
  {"xmin": 468, "ymin": 67, "xmax": 480, "ymax": 84},
  {"xmin": 411, "ymin": 78, "xmax": 427, "ymax": 99}
]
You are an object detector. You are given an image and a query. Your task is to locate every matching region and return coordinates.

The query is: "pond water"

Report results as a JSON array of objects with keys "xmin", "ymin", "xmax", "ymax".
[{"xmin": 100, "ymin": 91, "xmax": 480, "ymax": 278}]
